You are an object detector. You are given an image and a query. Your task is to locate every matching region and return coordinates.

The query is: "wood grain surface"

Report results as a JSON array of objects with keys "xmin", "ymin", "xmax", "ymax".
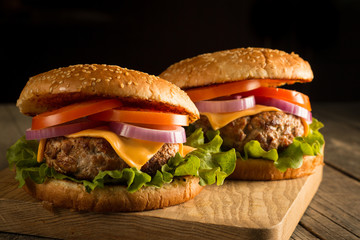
[{"xmin": 0, "ymin": 165, "xmax": 322, "ymax": 240}]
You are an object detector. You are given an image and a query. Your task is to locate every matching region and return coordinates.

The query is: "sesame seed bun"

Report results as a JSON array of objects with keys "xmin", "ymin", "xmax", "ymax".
[
  {"xmin": 17, "ymin": 64, "xmax": 199, "ymax": 123},
  {"xmin": 159, "ymin": 47, "xmax": 313, "ymax": 89},
  {"xmin": 23, "ymin": 176, "xmax": 204, "ymax": 212},
  {"xmin": 14, "ymin": 64, "xmax": 204, "ymax": 212},
  {"xmin": 159, "ymin": 47, "xmax": 323, "ymax": 181}
]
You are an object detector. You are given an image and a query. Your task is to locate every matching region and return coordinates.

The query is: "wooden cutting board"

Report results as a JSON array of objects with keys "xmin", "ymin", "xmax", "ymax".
[{"xmin": 0, "ymin": 166, "xmax": 322, "ymax": 240}]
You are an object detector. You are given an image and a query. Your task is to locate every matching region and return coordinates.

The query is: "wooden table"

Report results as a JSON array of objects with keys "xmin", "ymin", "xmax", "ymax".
[{"xmin": 0, "ymin": 102, "xmax": 359, "ymax": 240}]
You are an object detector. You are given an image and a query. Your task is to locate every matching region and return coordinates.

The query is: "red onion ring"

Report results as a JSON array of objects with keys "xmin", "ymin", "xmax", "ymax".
[
  {"xmin": 109, "ymin": 122, "xmax": 186, "ymax": 143},
  {"xmin": 26, "ymin": 119, "xmax": 103, "ymax": 140},
  {"xmin": 195, "ymin": 96, "xmax": 255, "ymax": 113},
  {"xmin": 255, "ymin": 96, "xmax": 312, "ymax": 122}
]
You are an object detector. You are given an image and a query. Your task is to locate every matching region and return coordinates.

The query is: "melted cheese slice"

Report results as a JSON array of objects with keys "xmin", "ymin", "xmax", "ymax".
[
  {"xmin": 200, "ymin": 104, "xmax": 310, "ymax": 136},
  {"xmin": 301, "ymin": 118, "xmax": 310, "ymax": 137},
  {"xmin": 36, "ymin": 127, "xmax": 198, "ymax": 169},
  {"xmin": 179, "ymin": 144, "xmax": 197, "ymax": 157},
  {"xmin": 37, "ymin": 139, "xmax": 46, "ymax": 163},
  {"xmin": 201, "ymin": 105, "xmax": 281, "ymax": 130},
  {"xmin": 64, "ymin": 128, "xmax": 164, "ymax": 169}
]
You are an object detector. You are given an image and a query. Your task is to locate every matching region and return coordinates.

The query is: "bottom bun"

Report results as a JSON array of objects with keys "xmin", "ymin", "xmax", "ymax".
[
  {"xmin": 228, "ymin": 149, "xmax": 324, "ymax": 180},
  {"xmin": 23, "ymin": 176, "xmax": 204, "ymax": 212}
]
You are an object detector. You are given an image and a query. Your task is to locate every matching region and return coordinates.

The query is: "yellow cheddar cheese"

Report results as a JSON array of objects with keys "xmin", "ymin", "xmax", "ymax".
[
  {"xmin": 201, "ymin": 105, "xmax": 309, "ymax": 137},
  {"xmin": 36, "ymin": 127, "xmax": 198, "ymax": 170},
  {"xmin": 65, "ymin": 128, "xmax": 164, "ymax": 169},
  {"xmin": 201, "ymin": 105, "xmax": 281, "ymax": 130},
  {"xmin": 37, "ymin": 139, "xmax": 46, "ymax": 163},
  {"xmin": 180, "ymin": 144, "xmax": 197, "ymax": 157}
]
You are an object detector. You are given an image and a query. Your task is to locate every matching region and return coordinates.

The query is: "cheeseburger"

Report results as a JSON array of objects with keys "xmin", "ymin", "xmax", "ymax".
[
  {"xmin": 7, "ymin": 64, "xmax": 236, "ymax": 212},
  {"xmin": 160, "ymin": 48, "xmax": 325, "ymax": 180}
]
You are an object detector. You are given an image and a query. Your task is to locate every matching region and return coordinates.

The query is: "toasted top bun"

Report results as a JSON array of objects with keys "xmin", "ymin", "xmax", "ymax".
[
  {"xmin": 159, "ymin": 47, "xmax": 313, "ymax": 89},
  {"xmin": 17, "ymin": 64, "xmax": 199, "ymax": 123}
]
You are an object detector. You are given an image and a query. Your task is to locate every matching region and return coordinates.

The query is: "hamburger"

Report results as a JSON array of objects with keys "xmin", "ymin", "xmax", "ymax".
[
  {"xmin": 7, "ymin": 64, "xmax": 236, "ymax": 212},
  {"xmin": 159, "ymin": 48, "xmax": 325, "ymax": 180}
]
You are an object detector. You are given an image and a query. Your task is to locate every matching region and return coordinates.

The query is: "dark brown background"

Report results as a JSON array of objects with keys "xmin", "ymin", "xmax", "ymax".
[{"xmin": 1, "ymin": 0, "xmax": 359, "ymax": 103}]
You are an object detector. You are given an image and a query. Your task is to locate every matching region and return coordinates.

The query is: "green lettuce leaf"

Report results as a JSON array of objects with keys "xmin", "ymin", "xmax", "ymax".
[
  {"xmin": 185, "ymin": 127, "xmax": 205, "ymax": 147},
  {"xmin": 241, "ymin": 118, "xmax": 324, "ymax": 172},
  {"xmin": 7, "ymin": 137, "xmax": 39, "ymax": 169},
  {"xmin": 240, "ymin": 140, "xmax": 278, "ymax": 161},
  {"xmin": 201, "ymin": 118, "xmax": 325, "ymax": 173},
  {"xmin": 7, "ymin": 128, "xmax": 237, "ymax": 193},
  {"xmin": 185, "ymin": 128, "xmax": 236, "ymax": 185}
]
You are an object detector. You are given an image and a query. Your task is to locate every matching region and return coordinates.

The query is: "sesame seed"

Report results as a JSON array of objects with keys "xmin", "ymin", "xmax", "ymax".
[
  {"xmin": 49, "ymin": 87, "xmax": 53, "ymax": 93},
  {"xmin": 90, "ymin": 78, "xmax": 96, "ymax": 81},
  {"xmin": 91, "ymin": 82, "xmax": 95, "ymax": 86},
  {"xmin": 125, "ymin": 72, "xmax": 129, "ymax": 76},
  {"xmin": 120, "ymin": 83, "xmax": 125, "ymax": 88},
  {"xmin": 59, "ymin": 80, "xmax": 63, "ymax": 84},
  {"xmin": 128, "ymin": 81, "xmax": 132, "ymax": 85},
  {"xmin": 96, "ymin": 79, "xmax": 102, "ymax": 83},
  {"xmin": 74, "ymin": 73, "xmax": 79, "ymax": 76}
]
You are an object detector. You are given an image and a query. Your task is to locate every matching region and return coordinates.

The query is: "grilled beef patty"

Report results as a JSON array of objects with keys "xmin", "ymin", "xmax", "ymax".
[
  {"xmin": 193, "ymin": 111, "xmax": 304, "ymax": 152},
  {"xmin": 44, "ymin": 137, "xmax": 179, "ymax": 180}
]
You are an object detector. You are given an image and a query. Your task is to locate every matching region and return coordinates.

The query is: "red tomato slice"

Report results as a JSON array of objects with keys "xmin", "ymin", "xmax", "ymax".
[
  {"xmin": 88, "ymin": 108, "xmax": 189, "ymax": 126},
  {"xmin": 185, "ymin": 80, "xmax": 261, "ymax": 102},
  {"xmin": 241, "ymin": 87, "xmax": 311, "ymax": 111},
  {"xmin": 31, "ymin": 99, "xmax": 122, "ymax": 130}
]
